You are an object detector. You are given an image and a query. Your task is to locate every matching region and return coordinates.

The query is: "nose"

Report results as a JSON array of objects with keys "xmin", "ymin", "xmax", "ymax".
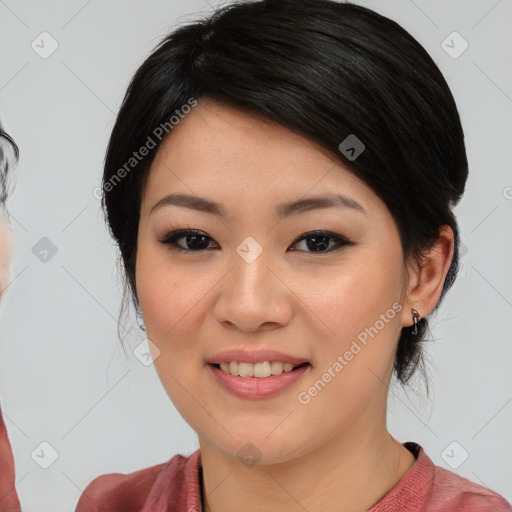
[{"xmin": 213, "ymin": 248, "xmax": 293, "ymax": 333}]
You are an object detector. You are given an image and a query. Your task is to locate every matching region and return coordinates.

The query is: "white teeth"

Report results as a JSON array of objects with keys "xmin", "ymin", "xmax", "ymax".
[
  {"xmin": 238, "ymin": 362, "xmax": 254, "ymax": 377},
  {"xmin": 216, "ymin": 360, "xmax": 302, "ymax": 378},
  {"xmin": 282, "ymin": 363, "xmax": 294, "ymax": 372},
  {"xmin": 229, "ymin": 361, "xmax": 238, "ymax": 375},
  {"xmin": 253, "ymin": 361, "xmax": 271, "ymax": 378}
]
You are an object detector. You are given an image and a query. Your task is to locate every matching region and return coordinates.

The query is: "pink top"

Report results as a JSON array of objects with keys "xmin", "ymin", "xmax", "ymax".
[{"xmin": 74, "ymin": 442, "xmax": 511, "ymax": 512}]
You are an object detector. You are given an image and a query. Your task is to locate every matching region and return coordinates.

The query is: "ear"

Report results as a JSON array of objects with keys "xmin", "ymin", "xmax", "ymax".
[{"xmin": 401, "ymin": 225, "xmax": 455, "ymax": 329}]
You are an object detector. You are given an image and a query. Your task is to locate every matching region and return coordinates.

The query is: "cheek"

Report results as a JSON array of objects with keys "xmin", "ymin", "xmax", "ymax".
[
  {"xmin": 135, "ymin": 247, "xmax": 220, "ymax": 358},
  {"xmin": 136, "ymin": 257, "xmax": 205, "ymax": 404},
  {"xmin": 297, "ymin": 251, "xmax": 403, "ymax": 384},
  {"xmin": 291, "ymin": 262, "xmax": 402, "ymax": 427},
  {"xmin": 301, "ymin": 258, "xmax": 401, "ymax": 337},
  {"xmin": 136, "ymin": 238, "xmax": 190, "ymax": 328},
  {"xmin": 137, "ymin": 263, "xmax": 198, "ymax": 339}
]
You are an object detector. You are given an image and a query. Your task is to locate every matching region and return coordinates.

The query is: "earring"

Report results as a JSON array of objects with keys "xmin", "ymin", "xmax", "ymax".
[
  {"xmin": 410, "ymin": 308, "xmax": 421, "ymax": 335},
  {"xmin": 136, "ymin": 307, "xmax": 146, "ymax": 331}
]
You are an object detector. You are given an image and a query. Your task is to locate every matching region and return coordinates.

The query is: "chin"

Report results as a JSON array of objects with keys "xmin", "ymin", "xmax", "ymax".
[{"xmin": 203, "ymin": 429, "xmax": 311, "ymax": 467}]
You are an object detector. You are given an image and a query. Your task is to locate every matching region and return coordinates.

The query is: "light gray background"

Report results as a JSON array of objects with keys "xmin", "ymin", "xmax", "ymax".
[{"xmin": 0, "ymin": 0, "xmax": 511, "ymax": 511}]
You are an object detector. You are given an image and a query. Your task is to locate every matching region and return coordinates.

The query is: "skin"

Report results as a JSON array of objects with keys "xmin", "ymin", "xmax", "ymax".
[{"xmin": 135, "ymin": 98, "xmax": 454, "ymax": 512}]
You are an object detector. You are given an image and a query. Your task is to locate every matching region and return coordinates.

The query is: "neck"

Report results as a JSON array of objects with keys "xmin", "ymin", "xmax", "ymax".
[{"xmin": 199, "ymin": 425, "xmax": 416, "ymax": 512}]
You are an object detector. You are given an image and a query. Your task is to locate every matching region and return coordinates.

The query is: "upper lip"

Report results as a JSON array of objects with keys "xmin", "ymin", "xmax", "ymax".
[{"xmin": 206, "ymin": 349, "xmax": 309, "ymax": 365}]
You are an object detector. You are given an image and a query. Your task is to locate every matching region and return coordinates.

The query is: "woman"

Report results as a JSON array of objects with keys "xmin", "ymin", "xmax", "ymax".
[
  {"xmin": 0, "ymin": 122, "xmax": 22, "ymax": 512},
  {"xmin": 75, "ymin": 1, "xmax": 511, "ymax": 511}
]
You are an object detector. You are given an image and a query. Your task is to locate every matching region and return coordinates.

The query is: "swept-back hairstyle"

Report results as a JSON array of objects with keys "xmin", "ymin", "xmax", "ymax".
[{"xmin": 100, "ymin": 0, "xmax": 468, "ymax": 387}]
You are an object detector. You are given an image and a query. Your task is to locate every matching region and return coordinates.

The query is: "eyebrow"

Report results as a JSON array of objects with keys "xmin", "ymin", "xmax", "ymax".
[{"xmin": 149, "ymin": 192, "xmax": 366, "ymax": 218}]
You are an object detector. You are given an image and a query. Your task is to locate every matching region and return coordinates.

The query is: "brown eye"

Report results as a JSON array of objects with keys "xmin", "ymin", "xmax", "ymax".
[
  {"xmin": 159, "ymin": 230, "xmax": 219, "ymax": 252},
  {"xmin": 289, "ymin": 231, "xmax": 353, "ymax": 253}
]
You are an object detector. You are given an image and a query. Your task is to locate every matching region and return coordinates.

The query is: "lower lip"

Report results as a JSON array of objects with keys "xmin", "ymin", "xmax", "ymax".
[{"xmin": 207, "ymin": 363, "xmax": 310, "ymax": 399}]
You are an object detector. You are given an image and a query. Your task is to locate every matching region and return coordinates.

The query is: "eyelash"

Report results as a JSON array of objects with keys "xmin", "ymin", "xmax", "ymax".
[{"xmin": 158, "ymin": 228, "xmax": 353, "ymax": 254}]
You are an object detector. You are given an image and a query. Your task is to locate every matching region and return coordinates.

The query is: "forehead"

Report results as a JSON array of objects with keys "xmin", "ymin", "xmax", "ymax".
[
  {"xmin": 142, "ymin": 99, "xmax": 380, "ymax": 218},
  {"xmin": 154, "ymin": 99, "xmax": 336, "ymax": 172}
]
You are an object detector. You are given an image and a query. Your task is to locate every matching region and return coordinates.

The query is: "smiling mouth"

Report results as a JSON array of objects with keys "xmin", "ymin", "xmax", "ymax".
[{"xmin": 210, "ymin": 361, "xmax": 310, "ymax": 378}]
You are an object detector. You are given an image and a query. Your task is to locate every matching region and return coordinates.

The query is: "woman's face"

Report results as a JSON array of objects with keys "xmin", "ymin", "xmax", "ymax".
[{"xmin": 136, "ymin": 99, "xmax": 411, "ymax": 464}]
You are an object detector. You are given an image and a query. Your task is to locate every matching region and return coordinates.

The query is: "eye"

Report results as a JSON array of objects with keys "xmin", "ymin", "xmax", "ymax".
[
  {"xmin": 158, "ymin": 229, "xmax": 219, "ymax": 252},
  {"xmin": 158, "ymin": 229, "xmax": 353, "ymax": 254},
  {"xmin": 288, "ymin": 231, "xmax": 353, "ymax": 253}
]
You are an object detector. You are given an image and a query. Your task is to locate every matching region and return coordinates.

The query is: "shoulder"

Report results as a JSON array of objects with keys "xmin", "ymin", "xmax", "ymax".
[
  {"xmin": 371, "ymin": 442, "xmax": 511, "ymax": 512},
  {"xmin": 74, "ymin": 452, "xmax": 192, "ymax": 512},
  {"xmin": 430, "ymin": 463, "xmax": 511, "ymax": 512},
  {"xmin": 406, "ymin": 442, "xmax": 511, "ymax": 512}
]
